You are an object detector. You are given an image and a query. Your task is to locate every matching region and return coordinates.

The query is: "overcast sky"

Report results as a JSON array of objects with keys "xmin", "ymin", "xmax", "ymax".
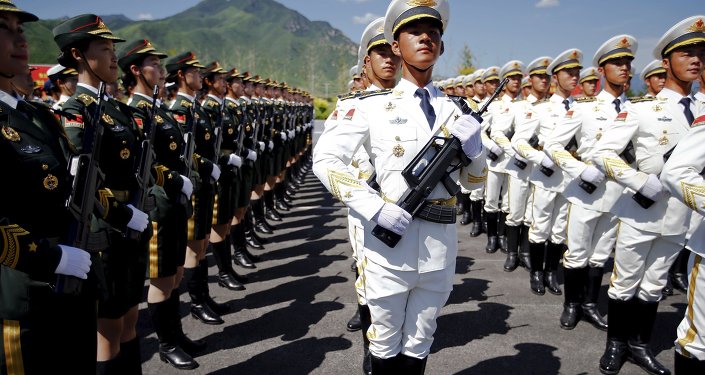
[{"xmin": 21, "ymin": 0, "xmax": 700, "ymax": 80}]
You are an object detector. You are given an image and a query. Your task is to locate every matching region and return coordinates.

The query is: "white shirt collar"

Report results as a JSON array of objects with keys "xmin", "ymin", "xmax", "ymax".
[
  {"xmin": 695, "ymin": 91, "xmax": 705, "ymax": 102},
  {"xmin": 131, "ymin": 92, "xmax": 162, "ymax": 107},
  {"xmin": 177, "ymin": 91, "xmax": 195, "ymax": 103},
  {"xmin": 597, "ymin": 89, "xmax": 626, "ymax": 104},
  {"xmin": 367, "ymin": 83, "xmax": 381, "ymax": 91},
  {"xmin": 550, "ymin": 93, "xmax": 572, "ymax": 105},
  {"xmin": 397, "ymin": 78, "xmax": 437, "ymax": 99},
  {"xmin": 206, "ymin": 93, "xmax": 223, "ymax": 105},
  {"xmin": 78, "ymin": 82, "xmax": 99, "ymax": 96},
  {"xmin": 658, "ymin": 87, "xmax": 695, "ymax": 105},
  {"xmin": 0, "ymin": 89, "xmax": 19, "ymax": 109}
]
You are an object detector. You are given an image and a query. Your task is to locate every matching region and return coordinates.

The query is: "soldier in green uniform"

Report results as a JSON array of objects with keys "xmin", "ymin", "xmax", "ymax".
[
  {"xmin": 200, "ymin": 61, "xmax": 248, "ymax": 290},
  {"xmin": 0, "ymin": 3, "xmax": 96, "ymax": 374},
  {"xmin": 165, "ymin": 52, "xmax": 228, "ymax": 326},
  {"xmin": 118, "ymin": 39, "xmax": 206, "ymax": 370},
  {"xmin": 52, "ymin": 13, "xmax": 152, "ymax": 374}
]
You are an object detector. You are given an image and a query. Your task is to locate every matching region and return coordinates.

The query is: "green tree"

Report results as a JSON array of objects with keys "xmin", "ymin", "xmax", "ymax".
[{"xmin": 458, "ymin": 44, "xmax": 476, "ymax": 75}]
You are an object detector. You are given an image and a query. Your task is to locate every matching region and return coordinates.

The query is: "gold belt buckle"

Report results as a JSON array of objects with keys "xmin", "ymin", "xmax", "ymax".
[{"xmin": 426, "ymin": 196, "xmax": 457, "ymax": 207}]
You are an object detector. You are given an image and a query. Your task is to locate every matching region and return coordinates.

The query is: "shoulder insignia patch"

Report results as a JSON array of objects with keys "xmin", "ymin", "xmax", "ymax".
[
  {"xmin": 629, "ymin": 96, "xmax": 657, "ymax": 103},
  {"xmin": 64, "ymin": 114, "xmax": 84, "ymax": 129},
  {"xmin": 692, "ymin": 115, "xmax": 705, "ymax": 127},
  {"xmin": 615, "ymin": 112, "xmax": 628, "ymax": 122},
  {"xmin": 565, "ymin": 110, "xmax": 574, "ymax": 118},
  {"xmin": 358, "ymin": 89, "xmax": 393, "ymax": 100},
  {"xmin": 574, "ymin": 96, "xmax": 597, "ymax": 103},
  {"xmin": 330, "ymin": 110, "xmax": 338, "ymax": 121},
  {"xmin": 77, "ymin": 93, "xmax": 95, "ymax": 106},
  {"xmin": 173, "ymin": 114, "xmax": 186, "ymax": 124},
  {"xmin": 343, "ymin": 108, "xmax": 355, "ymax": 120}
]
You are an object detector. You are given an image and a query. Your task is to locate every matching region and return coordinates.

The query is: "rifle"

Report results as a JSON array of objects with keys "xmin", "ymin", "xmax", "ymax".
[
  {"xmin": 126, "ymin": 85, "xmax": 159, "ymax": 241},
  {"xmin": 371, "ymin": 79, "xmax": 507, "ymax": 248},
  {"xmin": 180, "ymin": 99, "xmax": 197, "ymax": 217},
  {"xmin": 58, "ymin": 82, "xmax": 108, "ymax": 295},
  {"xmin": 213, "ymin": 97, "xmax": 226, "ymax": 163}
]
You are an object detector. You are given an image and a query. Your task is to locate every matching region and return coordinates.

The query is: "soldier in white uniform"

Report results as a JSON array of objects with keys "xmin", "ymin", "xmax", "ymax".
[
  {"xmin": 697, "ymin": 68, "xmax": 705, "ymax": 102},
  {"xmin": 545, "ymin": 35, "xmax": 637, "ymax": 334},
  {"xmin": 480, "ymin": 66, "xmax": 510, "ymax": 253},
  {"xmin": 313, "ymin": 1, "xmax": 486, "ymax": 372},
  {"xmin": 589, "ymin": 16, "xmax": 705, "ymax": 375},
  {"xmin": 513, "ymin": 49, "xmax": 583, "ymax": 296},
  {"xmin": 521, "ymin": 76, "xmax": 531, "ymax": 99},
  {"xmin": 660, "ymin": 23, "xmax": 705, "ymax": 372},
  {"xmin": 641, "ymin": 60, "xmax": 667, "ymax": 98},
  {"xmin": 457, "ymin": 73, "xmax": 478, "ymax": 226},
  {"xmin": 46, "ymin": 64, "xmax": 78, "ymax": 110},
  {"xmin": 493, "ymin": 57, "xmax": 552, "ymax": 272},
  {"xmin": 579, "ymin": 66, "xmax": 600, "ymax": 98},
  {"xmin": 465, "ymin": 69, "xmax": 487, "ymax": 237}
]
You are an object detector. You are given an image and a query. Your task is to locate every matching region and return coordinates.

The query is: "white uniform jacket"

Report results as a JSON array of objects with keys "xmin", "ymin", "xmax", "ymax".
[
  {"xmin": 545, "ymin": 91, "xmax": 626, "ymax": 212},
  {"xmin": 590, "ymin": 88, "xmax": 698, "ymax": 236},
  {"xmin": 313, "ymin": 79, "xmax": 486, "ymax": 273},
  {"xmin": 492, "ymin": 93, "xmax": 538, "ymax": 179}
]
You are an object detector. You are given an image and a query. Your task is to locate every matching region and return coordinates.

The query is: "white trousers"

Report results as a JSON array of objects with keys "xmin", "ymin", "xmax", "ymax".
[
  {"xmin": 528, "ymin": 186, "xmax": 568, "ymax": 244},
  {"xmin": 470, "ymin": 185, "xmax": 484, "ymax": 202},
  {"xmin": 506, "ymin": 175, "xmax": 531, "ymax": 227},
  {"xmin": 484, "ymin": 170, "xmax": 509, "ymax": 213},
  {"xmin": 348, "ymin": 217, "xmax": 368, "ymax": 305},
  {"xmin": 563, "ymin": 204, "xmax": 617, "ymax": 269},
  {"xmin": 363, "ymin": 258, "xmax": 454, "ymax": 359},
  {"xmin": 675, "ymin": 253, "xmax": 705, "ymax": 361},
  {"xmin": 608, "ymin": 221, "xmax": 682, "ymax": 302}
]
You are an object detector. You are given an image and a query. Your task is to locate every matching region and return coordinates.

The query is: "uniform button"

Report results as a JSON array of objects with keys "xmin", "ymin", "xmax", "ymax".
[
  {"xmin": 122, "ymin": 140, "xmax": 127, "ymax": 144},
  {"xmin": 41, "ymin": 163, "xmax": 49, "ymax": 170},
  {"xmin": 395, "ymin": 136, "xmax": 401, "ymax": 141}
]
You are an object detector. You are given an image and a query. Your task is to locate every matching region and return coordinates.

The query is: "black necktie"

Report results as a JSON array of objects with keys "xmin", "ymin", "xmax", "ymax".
[
  {"xmin": 680, "ymin": 97, "xmax": 695, "ymax": 125},
  {"xmin": 415, "ymin": 88, "xmax": 436, "ymax": 129},
  {"xmin": 562, "ymin": 99, "xmax": 570, "ymax": 111},
  {"xmin": 613, "ymin": 98, "xmax": 621, "ymax": 113}
]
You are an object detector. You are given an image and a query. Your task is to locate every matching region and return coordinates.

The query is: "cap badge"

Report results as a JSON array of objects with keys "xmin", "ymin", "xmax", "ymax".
[
  {"xmin": 570, "ymin": 50, "xmax": 578, "ymax": 58},
  {"xmin": 543, "ymin": 59, "xmax": 550, "ymax": 66},
  {"xmin": 406, "ymin": 0, "xmax": 437, "ymax": 6},
  {"xmin": 688, "ymin": 18, "xmax": 705, "ymax": 32},
  {"xmin": 97, "ymin": 19, "xmax": 108, "ymax": 31},
  {"xmin": 616, "ymin": 37, "xmax": 631, "ymax": 49}
]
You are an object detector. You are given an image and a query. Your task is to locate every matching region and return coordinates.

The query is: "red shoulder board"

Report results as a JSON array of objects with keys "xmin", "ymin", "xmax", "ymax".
[
  {"xmin": 692, "ymin": 115, "xmax": 705, "ymax": 128},
  {"xmin": 64, "ymin": 114, "xmax": 84, "ymax": 129},
  {"xmin": 615, "ymin": 112, "xmax": 628, "ymax": 122},
  {"xmin": 343, "ymin": 108, "xmax": 355, "ymax": 121}
]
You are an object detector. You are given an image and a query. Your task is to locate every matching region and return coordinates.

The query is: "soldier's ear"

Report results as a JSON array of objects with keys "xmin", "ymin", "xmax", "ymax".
[
  {"xmin": 391, "ymin": 40, "xmax": 402, "ymax": 57},
  {"xmin": 662, "ymin": 57, "xmax": 671, "ymax": 72},
  {"xmin": 597, "ymin": 66, "xmax": 605, "ymax": 77},
  {"xmin": 440, "ymin": 41, "xmax": 445, "ymax": 56},
  {"xmin": 129, "ymin": 64, "xmax": 141, "ymax": 78},
  {"xmin": 70, "ymin": 47, "xmax": 83, "ymax": 64}
]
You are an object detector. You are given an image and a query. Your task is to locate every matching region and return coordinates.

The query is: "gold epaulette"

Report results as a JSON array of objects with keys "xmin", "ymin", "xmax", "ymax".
[
  {"xmin": 532, "ymin": 98, "xmax": 550, "ymax": 106},
  {"xmin": 629, "ymin": 96, "xmax": 658, "ymax": 103},
  {"xmin": 574, "ymin": 96, "xmax": 597, "ymax": 103},
  {"xmin": 206, "ymin": 99, "xmax": 219, "ymax": 108},
  {"xmin": 337, "ymin": 91, "xmax": 360, "ymax": 101},
  {"xmin": 358, "ymin": 89, "xmax": 393, "ymax": 100},
  {"xmin": 512, "ymin": 97, "xmax": 525, "ymax": 103},
  {"xmin": 77, "ymin": 93, "xmax": 95, "ymax": 106},
  {"xmin": 226, "ymin": 101, "xmax": 238, "ymax": 109},
  {"xmin": 136, "ymin": 100, "xmax": 151, "ymax": 109}
]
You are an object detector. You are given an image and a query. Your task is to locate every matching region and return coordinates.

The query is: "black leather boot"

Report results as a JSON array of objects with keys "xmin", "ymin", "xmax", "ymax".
[
  {"xmin": 498, "ymin": 212, "xmax": 508, "ymax": 253},
  {"xmin": 264, "ymin": 190, "xmax": 283, "ymax": 221},
  {"xmin": 252, "ymin": 199, "xmax": 275, "ymax": 233},
  {"xmin": 503, "ymin": 225, "xmax": 521, "ymax": 272},
  {"xmin": 599, "ymin": 298, "xmax": 632, "ymax": 375},
  {"xmin": 233, "ymin": 226, "xmax": 257, "ymax": 269},
  {"xmin": 371, "ymin": 355, "xmax": 401, "ymax": 374},
  {"xmin": 187, "ymin": 262, "xmax": 225, "ymax": 325},
  {"xmin": 398, "ymin": 354, "xmax": 428, "ymax": 375},
  {"xmin": 96, "ymin": 355, "xmax": 121, "ymax": 375},
  {"xmin": 560, "ymin": 267, "xmax": 586, "ymax": 330},
  {"xmin": 346, "ymin": 308, "xmax": 361, "ymax": 332},
  {"xmin": 167, "ymin": 290, "xmax": 207, "ymax": 356},
  {"xmin": 460, "ymin": 194, "xmax": 471, "ymax": 225},
  {"xmin": 232, "ymin": 223, "xmax": 261, "ymax": 262},
  {"xmin": 485, "ymin": 211, "xmax": 499, "ymax": 253},
  {"xmin": 360, "ymin": 304, "xmax": 372, "ymax": 375},
  {"xmin": 627, "ymin": 300, "xmax": 671, "ymax": 375},
  {"xmin": 118, "ymin": 337, "xmax": 142, "ymax": 375},
  {"xmin": 583, "ymin": 266, "xmax": 608, "ymax": 331},
  {"xmin": 212, "ymin": 239, "xmax": 245, "ymax": 291},
  {"xmin": 543, "ymin": 242, "xmax": 563, "ymax": 295},
  {"xmin": 675, "ymin": 350, "xmax": 705, "ymax": 374},
  {"xmin": 245, "ymin": 207, "xmax": 269, "ymax": 245},
  {"xmin": 529, "ymin": 242, "xmax": 546, "ymax": 295},
  {"xmin": 519, "ymin": 224, "xmax": 531, "ymax": 270},
  {"xmin": 470, "ymin": 200, "xmax": 483, "ymax": 237},
  {"xmin": 670, "ymin": 249, "xmax": 690, "ymax": 293},
  {"xmin": 275, "ymin": 184, "xmax": 291, "ymax": 211},
  {"xmin": 149, "ymin": 300, "xmax": 199, "ymax": 370}
]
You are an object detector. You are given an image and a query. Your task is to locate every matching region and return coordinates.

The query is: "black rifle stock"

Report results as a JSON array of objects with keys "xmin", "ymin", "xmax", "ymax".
[
  {"xmin": 371, "ymin": 79, "xmax": 508, "ymax": 248},
  {"xmin": 126, "ymin": 85, "xmax": 159, "ymax": 241},
  {"xmin": 58, "ymin": 82, "xmax": 107, "ymax": 295},
  {"xmin": 179, "ymin": 100, "xmax": 197, "ymax": 217}
]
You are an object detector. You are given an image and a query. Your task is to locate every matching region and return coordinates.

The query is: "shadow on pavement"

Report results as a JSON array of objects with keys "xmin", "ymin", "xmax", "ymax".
[
  {"xmin": 431, "ymin": 302, "xmax": 513, "ymax": 353},
  {"xmin": 247, "ymin": 254, "xmax": 348, "ymax": 283},
  {"xmin": 453, "ymin": 343, "xmax": 561, "ymax": 374}
]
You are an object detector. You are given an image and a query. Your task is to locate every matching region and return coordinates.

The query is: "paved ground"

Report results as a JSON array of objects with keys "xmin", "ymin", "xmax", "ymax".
[{"xmin": 138, "ymin": 121, "xmax": 686, "ymax": 374}]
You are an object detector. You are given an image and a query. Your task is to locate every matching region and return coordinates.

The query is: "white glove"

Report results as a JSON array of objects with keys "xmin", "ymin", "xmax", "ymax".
[
  {"xmin": 638, "ymin": 173, "xmax": 663, "ymax": 201},
  {"xmin": 267, "ymin": 141, "xmax": 274, "ymax": 151},
  {"xmin": 180, "ymin": 175, "xmax": 193, "ymax": 197},
  {"xmin": 514, "ymin": 154, "xmax": 528, "ymax": 163},
  {"xmin": 258, "ymin": 141, "xmax": 266, "ymax": 151},
  {"xmin": 228, "ymin": 154, "xmax": 243, "ymax": 168},
  {"xmin": 211, "ymin": 164, "xmax": 221, "ymax": 182},
  {"xmin": 246, "ymin": 149, "xmax": 257, "ymax": 162},
  {"xmin": 580, "ymin": 165, "xmax": 605, "ymax": 185},
  {"xmin": 289, "ymin": 130, "xmax": 295, "ymax": 138},
  {"xmin": 55, "ymin": 245, "xmax": 91, "ymax": 279},
  {"xmin": 540, "ymin": 154, "xmax": 555, "ymax": 169},
  {"xmin": 489, "ymin": 144, "xmax": 504, "ymax": 157},
  {"xmin": 126, "ymin": 204, "xmax": 149, "ymax": 232},
  {"xmin": 372, "ymin": 203, "xmax": 412, "ymax": 236},
  {"xmin": 450, "ymin": 115, "xmax": 483, "ymax": 158},
  {"xmin": 280, "ymin": 132, "xmax": 288, "ymax": 141}
]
